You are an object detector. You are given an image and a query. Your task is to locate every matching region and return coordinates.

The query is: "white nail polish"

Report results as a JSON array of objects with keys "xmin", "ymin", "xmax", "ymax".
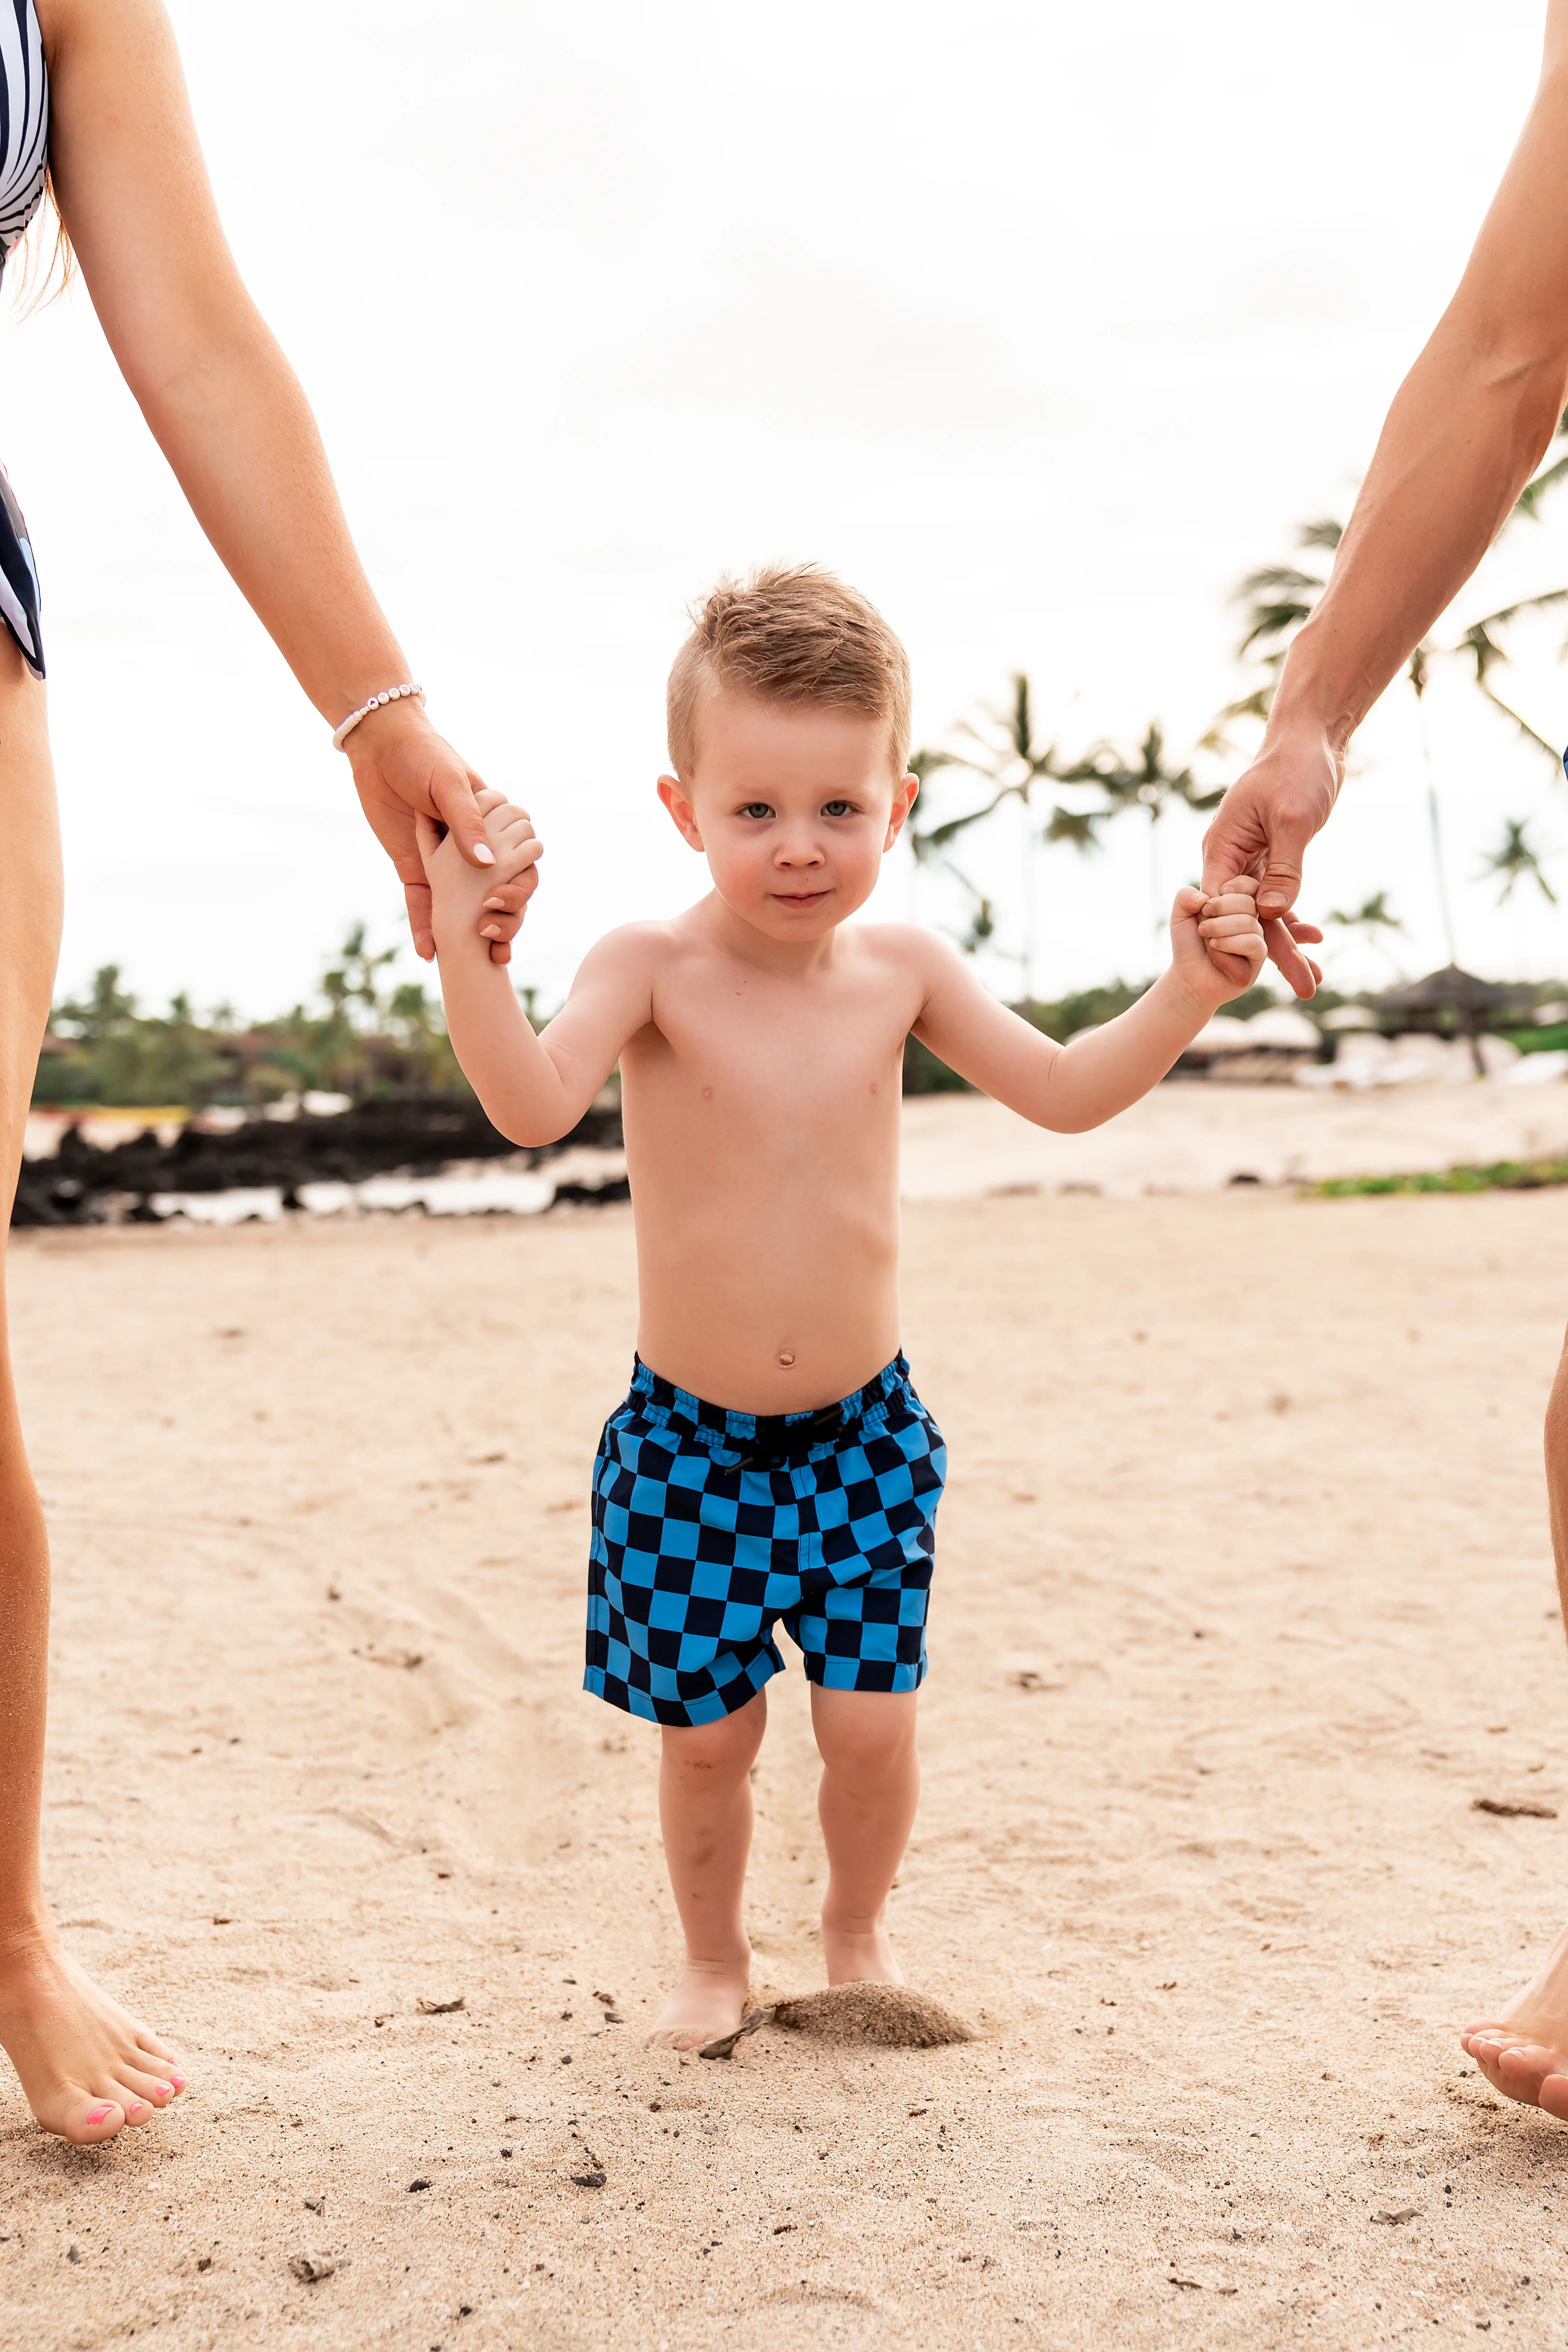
[{"xmin": 474, "ymin": 844, "xmax": 495, "ymax": 866}]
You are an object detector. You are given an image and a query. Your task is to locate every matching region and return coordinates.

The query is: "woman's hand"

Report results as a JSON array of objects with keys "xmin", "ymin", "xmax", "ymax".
[{"xmin": 345, "ymin": 702, "xmax": 525, "ymax": 963}]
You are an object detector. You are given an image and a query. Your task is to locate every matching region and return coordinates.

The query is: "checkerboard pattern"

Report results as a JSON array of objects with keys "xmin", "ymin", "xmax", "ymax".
[{"xmin": 584, "ymin": 1353, "xmax": 945, "ymax": 1727}]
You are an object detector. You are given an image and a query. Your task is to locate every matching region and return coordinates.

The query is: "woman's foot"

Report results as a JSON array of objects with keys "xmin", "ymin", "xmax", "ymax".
[
  {"xmin": 1461, "ymin": 1923, "xmax": 1568, "ymax": 2120},
  {"xmin": 822, "ymin": 1918, "xmax": 903, "ymax": 1986},
  {"xmin": 644, "ymin": 1951, "xmax": 751, "ymax": 2052},
  {"xmin": 0, "ymin": 1930, "xmax": 185, "ymax": 2142}
]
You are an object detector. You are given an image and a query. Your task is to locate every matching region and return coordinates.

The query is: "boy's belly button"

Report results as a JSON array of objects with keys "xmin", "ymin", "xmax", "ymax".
[{"xmin": 778, "ymin": 1351, "xmax": 795, "ymax": 1367}]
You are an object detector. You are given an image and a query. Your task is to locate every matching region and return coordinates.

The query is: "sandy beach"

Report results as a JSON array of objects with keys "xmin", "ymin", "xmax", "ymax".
[{"xmin": 4, "ymin": 1158, "xmax": 1568, "ymax": 2348}]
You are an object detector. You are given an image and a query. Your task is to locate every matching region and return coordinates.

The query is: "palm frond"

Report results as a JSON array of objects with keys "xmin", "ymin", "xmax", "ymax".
[
  {"xmin": 1514, "ymin": 450, "xmax": 1568, "ymax": 521},
  {"xmin": 1237, "ymin": 599, "xmax": 1318, "ymax": 658},
  {"xmin": 1475, "ymin": 675, "xmax": 1564, "ymax": 765},
  {"xmin": 1043, "ymin": 806, "xmax": 1105, "ymax": 852},
  {"xmin": 1236, "ymin": 564, "xmax": 1325, "ymax": 601},
  {"xmin": 1297, "ymin": 518, "xmax": 1344, "ymax": 553}
]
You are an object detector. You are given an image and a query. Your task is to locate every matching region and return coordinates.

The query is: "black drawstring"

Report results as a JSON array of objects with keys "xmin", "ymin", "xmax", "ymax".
[{"xmin": 729, "ymin": 1403, "xmax": 846, "ymax": 1473}]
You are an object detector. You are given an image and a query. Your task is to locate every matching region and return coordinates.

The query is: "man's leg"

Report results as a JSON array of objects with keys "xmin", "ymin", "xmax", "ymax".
[
  {"xmin": 811, "ymin": 1686, "xmax": 920, "ymax": 1985},
  {"xmin": 645, "ymin": 1690, "xmax": 766, "ymax": 2052},
  {"xmin": 1460, "ymin": 1329, "xmax": 1568, "ymax": 2114}
]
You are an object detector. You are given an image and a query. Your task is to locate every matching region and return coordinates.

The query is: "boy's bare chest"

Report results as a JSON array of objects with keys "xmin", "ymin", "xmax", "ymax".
[{"xmin": 629, "ymin": 966, "xmax": 915, "ymax": 1124}]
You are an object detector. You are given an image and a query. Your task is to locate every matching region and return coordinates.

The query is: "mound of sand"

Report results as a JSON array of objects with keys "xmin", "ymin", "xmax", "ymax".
[{"xmin": 774, "ymin": 1984, "xmax": 976, "ymax": 2047}]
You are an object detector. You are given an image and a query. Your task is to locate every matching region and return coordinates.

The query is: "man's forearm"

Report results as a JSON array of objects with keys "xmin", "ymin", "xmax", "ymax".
[
  {"xmin": 1269, "ymin": 49, "xmax": 1568, "ymax": 761},
  {"xmin": 1270, "ymin": 332, "xmax": 1568, "ymax": 757}
]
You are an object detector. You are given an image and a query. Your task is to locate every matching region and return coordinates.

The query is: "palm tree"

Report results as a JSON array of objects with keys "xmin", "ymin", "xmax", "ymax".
[
  {"xmin": 909, "ymin": 673, "xmax": 1109, "ymax": 999},
  {"xmin": 1060, "ymin": 721, "xmax": 1225, "ymax": 932},
  {"xmin": 1327, "ymin": 890, "xmax": 1407, "ymax": 970},
  {"xmin": 1479, "ymin": 817, "xmax": 1558, "ymax": 906}
]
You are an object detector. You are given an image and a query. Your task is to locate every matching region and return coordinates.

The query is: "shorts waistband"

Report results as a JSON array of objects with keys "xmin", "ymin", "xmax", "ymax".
[{"xmin": 629, "ymin": 1351, "xmax": 912, "ymax": 1456}]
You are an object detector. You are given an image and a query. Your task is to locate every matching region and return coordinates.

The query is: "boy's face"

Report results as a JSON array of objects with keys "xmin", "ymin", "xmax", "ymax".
[{"xmin": 658, "ymin": 694, "xmax": 918, "ymax": 943}]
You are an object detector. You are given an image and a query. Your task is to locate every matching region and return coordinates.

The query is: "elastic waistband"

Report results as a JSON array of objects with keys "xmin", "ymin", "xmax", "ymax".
[{"xmin": 629, "ymin": 1351, "xmax": 912, "ymax": 1453}]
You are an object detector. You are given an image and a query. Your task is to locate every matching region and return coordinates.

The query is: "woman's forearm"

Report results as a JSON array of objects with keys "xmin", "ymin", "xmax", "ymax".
[{"xmin": 129, "ymin": 318, "xmax": 409, "ymax": 724}]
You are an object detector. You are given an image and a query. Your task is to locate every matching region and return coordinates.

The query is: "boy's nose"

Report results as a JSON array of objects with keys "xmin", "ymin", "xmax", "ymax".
[{"xmin": 774, "ymin": 836, "xmax": 825, "ymax": 866}]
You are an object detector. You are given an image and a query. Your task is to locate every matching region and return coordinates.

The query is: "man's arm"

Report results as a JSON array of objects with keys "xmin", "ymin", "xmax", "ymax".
[
  {"xmin": 39, "ymin": 0, "xmax": 518, "ymax": 961},
  {"xmin": 911, "ymin": 888, "xmax": 1265, "ymax": 1134},
  {"xmin": 1202, "ymin": 0, "xmax": 1568, "ymax": 985}
]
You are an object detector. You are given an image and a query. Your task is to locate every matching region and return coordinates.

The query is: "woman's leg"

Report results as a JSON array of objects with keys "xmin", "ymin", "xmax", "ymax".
[
  {"xmin": 810, "ymin": 1685, "xmax": 919, "ymax": 1985},
  {"xmin": 0, "ymin": 640, "xmax": 184, "ymax": 2141},
  {"xmin": 644, "ymin": 1689, "xmax": 766, "ymax": 2051}
]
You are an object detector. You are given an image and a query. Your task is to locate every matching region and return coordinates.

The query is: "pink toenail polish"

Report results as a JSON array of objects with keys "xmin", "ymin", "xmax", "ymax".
[
  {"xmin": 153, "ymin": 2083, "xmax": 172, "ymax": 2097},
  {"xmin": 85, "ymin": 2106, "xmax": 111, "ymax": 2126},
  {"xmin": 169, "ymin": 2076, "xmax": 185, "ymax": 2091}
]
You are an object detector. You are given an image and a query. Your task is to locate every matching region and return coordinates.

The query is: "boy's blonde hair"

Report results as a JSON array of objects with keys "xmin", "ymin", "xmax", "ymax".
[{"xmin": 667, "ymin": 564, "xmax": 912, "ymax": 780}]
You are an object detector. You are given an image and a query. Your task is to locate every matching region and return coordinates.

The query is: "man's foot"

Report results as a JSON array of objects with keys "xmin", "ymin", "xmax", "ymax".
[
  {"xmin": 1461, "ymin": 1923, "xmax": 1568, "ymax": 2119},
  {"xmin": 0, "ymin": 1932, "xmax": 185, "ymax": 2142},
  {"xmin": 644, "ymin": 1953, "xmax": 751, "ymax": 2053},
  {"xmin": 823, "ymin": 1919, "xmax": 903, "ymax": 1987}
]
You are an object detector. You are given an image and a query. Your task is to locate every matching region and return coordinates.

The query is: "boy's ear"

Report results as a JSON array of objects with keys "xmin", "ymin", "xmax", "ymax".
[
  {"xmin": 883, "ymin": 772, "xmax": 920, "ymax": 853},
  {"xmin": 657, "ymin": 774, "xmax": 705, "ymax": 851}
]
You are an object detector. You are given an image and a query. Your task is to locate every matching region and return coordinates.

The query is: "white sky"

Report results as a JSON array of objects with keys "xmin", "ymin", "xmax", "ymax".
[{"xmin": 4, "ymin": 0, "xmax": 1565, "ymax": 1018}]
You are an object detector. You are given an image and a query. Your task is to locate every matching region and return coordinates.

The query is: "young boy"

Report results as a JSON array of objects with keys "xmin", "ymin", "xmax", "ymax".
[{"xmin": 419, "ymin": 565, "xmax": 1266, "ymax": 2053}]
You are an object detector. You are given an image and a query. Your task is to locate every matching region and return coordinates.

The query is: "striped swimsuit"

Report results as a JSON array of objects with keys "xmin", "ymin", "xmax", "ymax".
[{"xmin": 0, "ymin": 0, "xmax": 49, "ymax": 675}]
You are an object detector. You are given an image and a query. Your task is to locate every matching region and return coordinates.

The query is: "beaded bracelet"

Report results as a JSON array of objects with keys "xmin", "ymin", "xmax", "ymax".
[{"xmin": 331, "ymin": 682, "xmax": 425, "ymax": 752}]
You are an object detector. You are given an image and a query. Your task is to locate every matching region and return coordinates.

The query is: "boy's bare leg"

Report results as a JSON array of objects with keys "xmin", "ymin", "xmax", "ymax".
[
  {"xmin": 811, "ymin": 1686, "xmax": 919, "ymax": 1985},
  {"xmin": 1460, "ymin": 1329, "xmax": 1568, "ymax": 2115},
  {"xmin": 646, "ymin": 1691, "xmax": 767, "ymax": 2051}
]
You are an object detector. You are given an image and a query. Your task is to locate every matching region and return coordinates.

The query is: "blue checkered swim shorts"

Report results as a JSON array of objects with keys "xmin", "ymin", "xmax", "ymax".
[{"xmin": 584, "ymin": 1353, "xmax": 945, "ymax": 1728}]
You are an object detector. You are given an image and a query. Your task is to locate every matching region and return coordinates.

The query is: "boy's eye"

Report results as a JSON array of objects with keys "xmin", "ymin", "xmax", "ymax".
[
  {"xmin": 740, "ymin": 802, "xmax": 774, "ymax": 820},
  {"xmin": 822, "ymin": 800, "xmax": 855, "ymax": 818}
]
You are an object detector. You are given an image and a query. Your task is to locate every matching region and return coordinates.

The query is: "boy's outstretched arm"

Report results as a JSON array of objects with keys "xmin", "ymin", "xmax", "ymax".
[
  {"xmin": 911, "ymin": 883, "xmax": 1266, "ymax": 1134},
  {"xmin": 422, "ymin": 796, "xmax": 654, "ymax": 1146}
]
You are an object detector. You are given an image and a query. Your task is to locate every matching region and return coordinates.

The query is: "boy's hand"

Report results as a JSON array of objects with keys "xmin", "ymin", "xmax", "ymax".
[
  {"xmin": 1171, "ymin": 874, "xmax": 1267, "ymax": 1007},
  {"xmin": 418, "ymin": 785, "xmax": 543, "ymax": 952}
]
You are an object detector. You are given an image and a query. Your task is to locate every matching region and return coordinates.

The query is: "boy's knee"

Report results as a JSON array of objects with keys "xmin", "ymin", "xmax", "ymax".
[
  {"xmin": 661, "ymin": 1705, "xmax": 762, "ymax": 1778},
  {"xmin": 813, "ymin": 1691, "xmax": 918, "ymax": 1777}
]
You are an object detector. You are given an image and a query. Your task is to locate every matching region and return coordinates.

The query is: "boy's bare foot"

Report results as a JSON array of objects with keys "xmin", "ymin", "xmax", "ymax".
[
  {"xmin": 0, "ymin": 1930, "xmax": 185, "ymax": 2142},
  {"xmin": 644, "ymin": 1952, "xmax": 751, "ymax": 2052},
  {"xmin": 823, "ymin": 1920, "xmax": 903, "ymax": 1986}
]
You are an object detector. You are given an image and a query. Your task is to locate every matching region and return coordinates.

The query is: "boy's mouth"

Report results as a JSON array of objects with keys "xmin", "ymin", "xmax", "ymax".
[{"xmin": 770, "ymin": 889, "xmax": 832, "ymax": 909}]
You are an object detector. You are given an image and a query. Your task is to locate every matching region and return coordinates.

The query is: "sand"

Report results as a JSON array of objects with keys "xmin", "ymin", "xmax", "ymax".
[
  {"xmin": 899, "ymin": 1076, "xmax": 1568, "ymax": 1198},
  {"xmin": 4, "ymin": 1162, "xmax": 1568, "ymax": 2348}
]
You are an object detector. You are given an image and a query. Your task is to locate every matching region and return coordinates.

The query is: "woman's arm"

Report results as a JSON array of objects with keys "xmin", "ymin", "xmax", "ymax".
[
  {"xmin": 1202, "ymin": 0, "xmax": 1568, "ymax": 973},
  {"xmin": 36, "ymin": 0, "xmax": 516, "ymax": 961}
]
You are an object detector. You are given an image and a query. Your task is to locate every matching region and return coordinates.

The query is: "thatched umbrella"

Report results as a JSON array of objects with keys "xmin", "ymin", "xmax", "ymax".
[{"xmin": 1368, "ymin": 965, "xmax": 1534, "ymax": 1076}]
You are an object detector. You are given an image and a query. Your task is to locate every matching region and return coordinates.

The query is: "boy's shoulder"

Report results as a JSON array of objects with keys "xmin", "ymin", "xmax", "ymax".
[{"xmin": 847, "ymin": 921, "xmax": 958, "ymax": 978}]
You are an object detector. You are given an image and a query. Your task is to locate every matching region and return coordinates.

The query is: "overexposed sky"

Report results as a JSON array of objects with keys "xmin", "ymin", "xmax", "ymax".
[{"xmin": 5, "ymin": 0, "xmax": 1565, "ymax": 1016}]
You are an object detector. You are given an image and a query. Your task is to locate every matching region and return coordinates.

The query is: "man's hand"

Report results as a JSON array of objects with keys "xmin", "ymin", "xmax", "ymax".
[
  {"xmin": 1171, "ymin": 875, "xmax": 1267, "ymax": 1008},
  {"xmin": 1199, "ymin": 732, "xmax": 1335, "ymax": 999},
  {"xmin": 418, "ymin": 786, "xmax": 543, "ymax": 957},
  {"xmin": 345, "ymin": 701, "xmax": 526, "ymax": 964}
]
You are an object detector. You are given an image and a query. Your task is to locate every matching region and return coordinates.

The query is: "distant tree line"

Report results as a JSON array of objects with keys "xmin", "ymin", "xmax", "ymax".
[{"xmin": 35, "ymin": 926, "xmax": 493, "ymax": 1108}]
